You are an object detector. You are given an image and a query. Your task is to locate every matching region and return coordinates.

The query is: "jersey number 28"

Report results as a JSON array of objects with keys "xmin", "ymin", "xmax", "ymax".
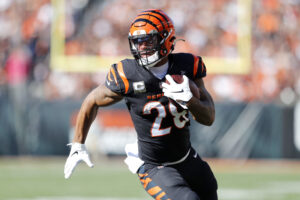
[{"xmin": 143, "ymin": 101, "xmax": 189, "ymax": 137}]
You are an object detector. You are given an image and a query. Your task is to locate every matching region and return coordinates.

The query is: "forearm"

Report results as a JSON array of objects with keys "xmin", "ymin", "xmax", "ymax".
[
  {"xmin": 72, "ymin": 85, "xmax": 123, "ymax": 144},
  {"xmin": 186, "ymin": 78, "xmax": 215, "ymax": 125},
  {"xmin": 64, "ymin": 85, "xmax": 122, "ymax": 179},
  {"xmin": 73, "ymin": 93, "xmax": 98, "ymax": 144},
  {"xmin": 187, "ymin": 95, "xmax": 215, "ymax": 125}
]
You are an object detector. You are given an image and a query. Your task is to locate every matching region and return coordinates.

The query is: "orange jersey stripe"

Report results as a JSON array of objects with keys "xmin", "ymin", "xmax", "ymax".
[
  {"xmin": 110, "ymin": 67, "xmax": 118, "ymax": 86},
  {"xmin": 117, "ymin": 62, "xmax": 129, "ymax": 94},
  {"xmin": 107, "ymin": 70, "xmax": 112, "ymax": 82},
  {"xmin": 193, "ymin": 55, "xmax": 200, "ymax": 78}
]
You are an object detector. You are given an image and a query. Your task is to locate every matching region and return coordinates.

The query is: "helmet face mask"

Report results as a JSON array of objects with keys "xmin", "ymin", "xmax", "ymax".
[
  {"xmin": 129, "ymin": 33, "xmax": 162, "ymax": 67},
  {"xmin": 128, "ymin": 9, "xmax": 175, "ymax": 68}
]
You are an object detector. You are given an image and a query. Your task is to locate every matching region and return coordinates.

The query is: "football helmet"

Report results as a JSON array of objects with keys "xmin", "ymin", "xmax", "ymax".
[{"xmin": 128, "ymin": 9, "xmax": 176, "ymax": 68}]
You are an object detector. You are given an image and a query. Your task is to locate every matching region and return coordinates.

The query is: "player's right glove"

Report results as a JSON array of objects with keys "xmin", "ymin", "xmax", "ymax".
[
  {"xmin": 64, "ymin": 143, "xmax": 94, "ymax": 179},
  {"xmin": 162, "ymin": 74, "xmax": 193, "ymax": 109}
]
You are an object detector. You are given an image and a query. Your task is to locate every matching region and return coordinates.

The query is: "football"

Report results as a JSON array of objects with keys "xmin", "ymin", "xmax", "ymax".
[{"xmin": 165, "ymin": 75, "xmax": 200, "ymax": 99}]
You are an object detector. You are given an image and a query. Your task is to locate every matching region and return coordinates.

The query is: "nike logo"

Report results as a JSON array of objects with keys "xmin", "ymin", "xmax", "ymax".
[
  {"xmin": 172, "ymin": 90, "xmax": 184, "ymax": 93},
  {"xmin": 193, "ymin": 152, "xmax": 197, "ymax": 158},
  {"xmin": 71, "ymin": 151, "xmax": 78, "ymax": 156}
]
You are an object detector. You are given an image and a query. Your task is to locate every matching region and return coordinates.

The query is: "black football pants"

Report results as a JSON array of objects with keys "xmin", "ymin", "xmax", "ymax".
[{"xmin": 137, "ymin": 148, "xmax": 218, "ymax": 200}]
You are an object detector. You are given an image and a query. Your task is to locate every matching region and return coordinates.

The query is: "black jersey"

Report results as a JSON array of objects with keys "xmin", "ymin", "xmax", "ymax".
[{"xmin": 105, "ymin": 53, "xmax": 206, "ymax": 164}]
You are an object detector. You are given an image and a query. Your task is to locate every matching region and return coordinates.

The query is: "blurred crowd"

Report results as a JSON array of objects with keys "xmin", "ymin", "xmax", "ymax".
[{"xmin": 0, "ymin": 0, "xmax": 300, "ymax": 104}]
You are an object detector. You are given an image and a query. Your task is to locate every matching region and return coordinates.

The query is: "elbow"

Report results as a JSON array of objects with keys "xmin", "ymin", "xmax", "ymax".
[
  {"xmin": 204, "ymin": 118, "xmax": 214, "ymax": 126},
  {"xmin": 207, "ymin": 111, "xmax": 215, "ymax": 126},
  {"xmin": 195, "ymin": 112, "xmax": 215, "ymax": 126},
  {"xmin": 206, "ymin": 108, "xmax": 215, "ymax": 126},
  {"xmin": 201, "ymin": 116, "xmax": 214, "ymax": 126}
]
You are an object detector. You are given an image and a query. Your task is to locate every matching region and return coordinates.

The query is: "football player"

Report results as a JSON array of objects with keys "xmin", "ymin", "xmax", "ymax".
[{"xmin": 64, "ymin": 9, "xmax": 218, "ymax": 200}]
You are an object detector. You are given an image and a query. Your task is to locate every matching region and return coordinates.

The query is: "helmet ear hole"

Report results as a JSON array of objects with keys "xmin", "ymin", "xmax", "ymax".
[
  {"xmin": 160, "ymin": 48, "xmax": 168, "ymax": 56},
  {"xmin": 162, "ymin": 30, "xmax": 168, "ymax": 38}
]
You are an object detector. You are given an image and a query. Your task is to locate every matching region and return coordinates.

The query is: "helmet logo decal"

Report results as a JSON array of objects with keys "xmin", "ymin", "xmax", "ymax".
[
  {"xmin": 133, "ymin": 18, "xmax": 159, "ymax": 32},
  {"xmin": 138, "ymin": 13, "xmax": 166, "ymax": 30},
  {"xmin": 133, "ymin": 30, "xmax": 147, "ymax": 36},
  {"xmin": 142, "ymin": 10, "xmax": 170, "ymax": 27}
]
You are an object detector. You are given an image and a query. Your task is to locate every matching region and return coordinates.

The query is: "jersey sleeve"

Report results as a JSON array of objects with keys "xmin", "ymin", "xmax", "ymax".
[
  {"xmin": 192, "ymin": 55, "xmax": 207, "ymax": 79},
  {"xmin": 105, "ymin": 62, "xmax": 130, "ymax": 95}
]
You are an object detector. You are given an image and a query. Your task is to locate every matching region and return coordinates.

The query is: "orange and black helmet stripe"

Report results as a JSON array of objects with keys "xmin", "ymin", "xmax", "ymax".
[
  {"xmin": 137, "ymin": 13, "xmax": 166, "ymax": 30},
  {"xmin": 132, "ymin": 18, "xmax": 160, "ymax": 32},
  {"xmin": 142, "ymin": 9, "xmax": 170, "ymax": 27},
  {"xmin": 116, "ymin": 62, "xmax": 129, "ymax": 94},
  {"xmin": 131, "ymin": 9, "xmax": 171, "ymax": 32}
]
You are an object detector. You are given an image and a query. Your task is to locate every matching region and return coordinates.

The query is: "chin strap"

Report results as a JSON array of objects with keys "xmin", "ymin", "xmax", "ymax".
[
  {"xmin": 139, "ymin": 51, "xmax": 162, "ymax": 69},
  {"xmin": 143, "ymin": 58, "xmax": 162, "ymax": 69}
]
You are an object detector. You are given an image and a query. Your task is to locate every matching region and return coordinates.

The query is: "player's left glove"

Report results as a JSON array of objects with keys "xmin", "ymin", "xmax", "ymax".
[
  {"xmin": 64, "ymin": 143, "xmax": 94, "ymax": 179},
  {"xmin": 162, "ymin": 74, "xmax": 193, "ymax": 109}
]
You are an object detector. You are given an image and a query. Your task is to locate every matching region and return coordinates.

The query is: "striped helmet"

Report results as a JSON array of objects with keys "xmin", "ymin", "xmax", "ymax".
[{"xmin": 128, "ymin": 9, "xmax": 176, "ymax": 68}]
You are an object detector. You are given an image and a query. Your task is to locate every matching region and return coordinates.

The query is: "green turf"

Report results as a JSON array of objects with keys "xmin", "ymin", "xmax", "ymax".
[
  {"xmin": 1, "ymin": 157, "xmax": 300, "ymax": 200},
  {"xmin": 0, "ymin": 157, "xmax": 148, "ymax": 199}
]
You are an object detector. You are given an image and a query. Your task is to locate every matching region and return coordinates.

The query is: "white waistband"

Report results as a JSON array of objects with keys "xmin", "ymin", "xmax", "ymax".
[{"xmin": 161, "ymin": 149, "xmax": 191, "ymax": 166}]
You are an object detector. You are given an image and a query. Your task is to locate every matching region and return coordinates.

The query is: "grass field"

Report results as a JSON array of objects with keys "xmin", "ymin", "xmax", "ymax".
[{"xmin": 1, "ymin": 157, "xmax": 300, "ymax": 200}]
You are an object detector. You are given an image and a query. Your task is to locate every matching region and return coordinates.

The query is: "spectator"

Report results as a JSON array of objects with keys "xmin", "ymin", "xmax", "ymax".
[{"xmin": 0, "ymin": 0, "xmax": 299, "ymax": 104}]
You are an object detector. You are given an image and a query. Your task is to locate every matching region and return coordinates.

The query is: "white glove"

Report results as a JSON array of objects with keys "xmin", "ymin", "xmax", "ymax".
[
  {"xmin": 162, "ymin": 74, "xmax": 193, "ymax": 109},
  {"xmin": 64, "ymin": 143, "xmax": 94, "ymax": 179}
]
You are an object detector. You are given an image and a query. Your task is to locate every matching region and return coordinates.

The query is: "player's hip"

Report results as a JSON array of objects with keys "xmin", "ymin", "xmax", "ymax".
[{"xmin": 137, "ymin": 148, "xmax": 218, "ymax": 199}]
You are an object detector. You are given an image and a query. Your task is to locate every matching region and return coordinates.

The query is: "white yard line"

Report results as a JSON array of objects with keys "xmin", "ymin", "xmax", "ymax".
[
  {"xmin": 8, "ymin": 181, "xmax": 300, "ymax": 200},
  {"xmin": 220, "ymin": 180, "xmax": 300, "ymax": 200}
]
